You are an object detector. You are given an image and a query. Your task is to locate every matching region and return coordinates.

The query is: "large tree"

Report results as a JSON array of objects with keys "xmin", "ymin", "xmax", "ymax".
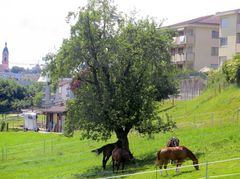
[{"xmin": 44, "ymin": 0, "xmax": 177, "ymax": 149}]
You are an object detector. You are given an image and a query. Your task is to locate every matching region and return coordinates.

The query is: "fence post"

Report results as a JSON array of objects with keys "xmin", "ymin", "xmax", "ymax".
[
  {"xmin": 6, "ymin": 144, "xmax": 7, "ymax": 160},
  {"xmin": 51, "ymin": 139, "xmax": 53, "ymax": 153},
  {"xmin": 43, "ymin": 140, "xmax": 46, "ymax": 154},
  {"xmin": 2, "ymin": 145, "xmax": 4, "ymax": 160},
  {"xmin": 206, "ymin": 161, "xmax": 208, "ymax": 179},
  {"xmin": 237, "ymin": 109, "xmax": 239, "ymax": 125}
]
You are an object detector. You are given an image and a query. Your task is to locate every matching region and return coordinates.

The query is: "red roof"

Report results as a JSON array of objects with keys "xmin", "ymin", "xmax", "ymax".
[{"xmin": 168, "ymin": 15, "xmax": 220, "ymax": 27}]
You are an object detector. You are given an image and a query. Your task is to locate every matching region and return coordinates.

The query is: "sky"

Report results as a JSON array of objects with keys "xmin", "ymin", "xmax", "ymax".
[{"xmin": 0, "ymin": 0, "xmax": 239, "ymax": 68}]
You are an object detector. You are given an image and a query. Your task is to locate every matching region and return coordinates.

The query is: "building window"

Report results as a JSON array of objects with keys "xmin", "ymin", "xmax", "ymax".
[
  {"xmin": 237, "ymin": 14, "xmax": 240, "ymax": 24},
  {"xmin": 58, "ymin": 87, "xmax": 62, "ymax": 94},
  {"xmin": 221, "ymin": 18, "xmax": 228, "ymax": 28},
  {"xmin": 212, "ymin": 31, "xmax": 219, "ymax": 39},
  {"xmin": 219, "ymin": 56, "xmax": 227, "ymax": 66},
  {"xmin": 220, "ymin": 37, "xmax": 228, "ymax": 47},
  {"xmin": 211, "ymin": 47, "xmax": 219, "ymax": 56},
  {"xmin": 237, "ymin": 33, "xmax": 240, "ymax": 44},
  {"xmin": 186, "ymin": 29, "xmax": 193, "ymax": 36}
]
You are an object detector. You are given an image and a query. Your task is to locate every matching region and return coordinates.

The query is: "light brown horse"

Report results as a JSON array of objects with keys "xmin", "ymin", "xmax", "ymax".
[
  {"xmin": 112, "ymin": 147, "xmax": 134, "ymax": 172},
  {"xmin": 156, "ymin": 146, "xmax": 199, "ymax": 175},
  {"xmin": 91, "ymin": 140, "xmax": 122, "ymax": 170}
]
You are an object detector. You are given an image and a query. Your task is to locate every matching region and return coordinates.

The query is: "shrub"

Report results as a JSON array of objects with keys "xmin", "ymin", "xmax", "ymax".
[{"xmin": 222, "ymin": 54, "xmax": 240, "ymax": 85}]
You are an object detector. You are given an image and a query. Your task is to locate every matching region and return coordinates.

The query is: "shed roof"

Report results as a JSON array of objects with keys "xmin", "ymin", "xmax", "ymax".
[{"xmin": 42, "ymin": 105, "xmax": 67, "ymax": 113}]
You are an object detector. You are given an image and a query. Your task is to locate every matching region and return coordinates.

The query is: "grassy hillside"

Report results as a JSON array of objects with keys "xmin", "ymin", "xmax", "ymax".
[
  {"xmin": 0, "ymin": 85, "xmax": 240, "ymax": 179},
  {"xmin": 159, "ymin": 85, "xmax": 240, "ymax": 125}
]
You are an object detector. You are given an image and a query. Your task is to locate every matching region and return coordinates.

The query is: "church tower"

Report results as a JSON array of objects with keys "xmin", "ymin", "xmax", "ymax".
[{"xmin": 2, "ymin": 42, "xmax": 9, "ymax": 71}]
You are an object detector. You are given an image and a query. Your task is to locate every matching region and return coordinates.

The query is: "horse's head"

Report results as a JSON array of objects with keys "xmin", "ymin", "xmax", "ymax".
[
  {"xmin": 128, "ymin": 151, "xmax": 135, "ymax": 163},
  {"xmin": 193, "ymin": 160, "xmax": 199, "ymax": 170},
  {"xmin": 172, "ymin": 137, "xmax": 180, "ymax": 147}
]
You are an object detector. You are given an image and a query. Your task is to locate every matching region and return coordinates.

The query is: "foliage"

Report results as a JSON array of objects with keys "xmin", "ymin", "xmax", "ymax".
[
  {"xmin": 222, "ymin": 54, "xmax": 240, "ymax": 85},
  {"xmin": 26, "ymin": 82, "xmax": 44, "ymax": 107},
  {"xmin": 44, "ymin": 0, "xmax": 177, "ymax": 143},
  {"xmin": 0, "ymin": 79, "xmax": 29, "ymax": 113},
  {"xmin": 10, "ymin": 66, "xmax": 25, "ymax": 73}
]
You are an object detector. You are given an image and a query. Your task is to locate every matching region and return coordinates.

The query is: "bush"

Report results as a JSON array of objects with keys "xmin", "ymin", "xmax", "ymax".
[{"xmin": 222, "ymin": 54, "xmax": 240, "ymax": 85}]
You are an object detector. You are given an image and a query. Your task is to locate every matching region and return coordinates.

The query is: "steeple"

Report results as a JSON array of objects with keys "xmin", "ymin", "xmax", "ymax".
[{"xmin": 2, "ymin": 42, "xmax": 9, "ymax": 71}]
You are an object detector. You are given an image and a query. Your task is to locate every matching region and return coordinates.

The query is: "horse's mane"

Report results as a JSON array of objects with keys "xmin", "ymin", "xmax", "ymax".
[{"xmin": 184, "ymin": 146, "xmax": 198, "ymax": 161}]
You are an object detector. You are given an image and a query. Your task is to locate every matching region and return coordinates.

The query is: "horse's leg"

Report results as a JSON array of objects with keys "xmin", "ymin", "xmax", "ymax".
[
  {"xmin": 116, "ymin": 161, "xmax": 120, "ymax": 173},
  {"xmin": 103, "ymin": 154, "xmax": 111, "ymax": 170},
  {"xmin": 122, "ymin": 161, "xmax": 125, "ymax": 172},
  {"xmin": 164, "ymin": 160, "xmax": 169, "ymax": 176},
  {"xmin": 159, "ymin": 160, "xmax": 164, "ymax": 176},
  {"xmin": 176, "ymin": 160, "xmax": 182, "ymax": 174},
  {"xmin": 102, "ymin": 155, "xmax": 107, "ymax": 170},
  {"xmin": 112, "ymin": 158, "xmax": 115, "ymax": 172}
]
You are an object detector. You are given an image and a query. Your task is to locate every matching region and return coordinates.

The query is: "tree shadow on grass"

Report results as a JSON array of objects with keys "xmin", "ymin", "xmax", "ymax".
[
  {"xmin": 73, "ymin": 151, "xmax": 157, "ymax": 179},
  {"xmin": 73, "ymin": 150, "xmax": 205, "ymax": 178}
]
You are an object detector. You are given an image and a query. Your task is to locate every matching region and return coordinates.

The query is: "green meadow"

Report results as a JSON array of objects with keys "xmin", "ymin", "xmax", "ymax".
[{"xmin": 0, "ymin": 85, "xmax": 240, "ymax": 179}]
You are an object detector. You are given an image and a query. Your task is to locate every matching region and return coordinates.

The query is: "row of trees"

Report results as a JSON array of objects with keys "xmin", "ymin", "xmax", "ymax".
[
  {"xmin": 0, "ymin": 79, "xmax": 43, "ymax": 114},
  {"xmin": 43, "ymin": 0, "xmax": 178, "ymax": 149}
]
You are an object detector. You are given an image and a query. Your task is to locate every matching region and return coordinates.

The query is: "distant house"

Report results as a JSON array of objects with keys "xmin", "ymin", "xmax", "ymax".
[
  {"xmin": 216, "ymin": 9, "xmax": 240, "ymax": 66},
  {"xmin": 54, "ymin": 78, "xmax": 74, "ymax": 104},
  {"xmin": 168, "ymin": 15, "xmax": 220, "ymax": 70},
  {"xmin": 41, "ymin": 78, "xmax": 74, "ymax": 133}
]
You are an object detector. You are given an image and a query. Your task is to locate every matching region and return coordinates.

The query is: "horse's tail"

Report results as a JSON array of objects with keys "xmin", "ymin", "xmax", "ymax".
[
  {"xmin": 91, "ymin": 146, "xmax": 105, "ymax": 155},
  {"xmin": 155, "ymin": 150, "xmax": 161, "ymax": 165}
]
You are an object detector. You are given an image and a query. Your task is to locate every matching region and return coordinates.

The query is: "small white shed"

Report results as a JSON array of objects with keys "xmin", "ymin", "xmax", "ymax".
[{"xmin": 23, "ymin": 112, "xmax": 38, "ymax": 131}]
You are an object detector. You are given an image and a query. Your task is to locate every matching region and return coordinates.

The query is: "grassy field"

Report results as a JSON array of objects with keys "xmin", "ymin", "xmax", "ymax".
[
  {"xmin": 0, "ymin": 85, "xmax": 240, "ymax": 179},
  {"xmin": 0, "ymin": 124, "xmax": 239, "ymax": 179}
]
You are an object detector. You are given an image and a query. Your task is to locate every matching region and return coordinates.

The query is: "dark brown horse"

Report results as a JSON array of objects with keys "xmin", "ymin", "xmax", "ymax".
[
  {"xmin": 167, "ymin": 137, "xmax": 180, "ymax": 164},
  {"xmin": 167, "ymin": 137, "xmax": 180, "ymax": 147},
  {"xmin": 112, "ymin": 147, "xmax": 134, "ymax": 172},
  {"xmin": 156, "ymin": 146, "xmax": 199, "ymax": 176},
  {"xmin": 91, "ymin": 140, "xmax": 122, "ymax": 169}
]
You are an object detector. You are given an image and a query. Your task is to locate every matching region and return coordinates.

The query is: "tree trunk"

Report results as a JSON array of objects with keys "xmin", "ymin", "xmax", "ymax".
[{"xmin": 115, "ymin": 126, "xmax": 131, "ymax": 151}]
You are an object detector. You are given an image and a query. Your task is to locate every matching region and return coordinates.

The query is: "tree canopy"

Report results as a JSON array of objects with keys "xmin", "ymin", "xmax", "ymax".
[
  {"xmin": 44, "ymin": 0, "xmax": 177, "ymax": 147},
  {"xmin": 0, "ymin": 79, "xmax": 28, "ymax": 113},
  {"xmin": 0, "ymin": 79, "xmax": 44, "ymax": 114}
]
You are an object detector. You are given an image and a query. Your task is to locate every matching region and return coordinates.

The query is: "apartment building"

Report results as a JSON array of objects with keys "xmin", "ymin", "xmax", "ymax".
[
  {"xmin": 168, "ymin": 15, "xmax": 220, "ymax": 71},
  {"xmin": 216, "ymin": 9, "xmax": 240, "ymax": 66}
]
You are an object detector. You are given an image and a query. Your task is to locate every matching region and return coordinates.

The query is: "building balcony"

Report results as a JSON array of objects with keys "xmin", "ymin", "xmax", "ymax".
[
  {"xmin": 172, "ymin": 53, "xmax": 186, "ymax": 63},
  {"xmin": 173, "ymin": 35, "xmax": 186, "ymax": 45},
  {"xmin": 172, "ymin": 52, "xmax": 195, "ymax": 64}
]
